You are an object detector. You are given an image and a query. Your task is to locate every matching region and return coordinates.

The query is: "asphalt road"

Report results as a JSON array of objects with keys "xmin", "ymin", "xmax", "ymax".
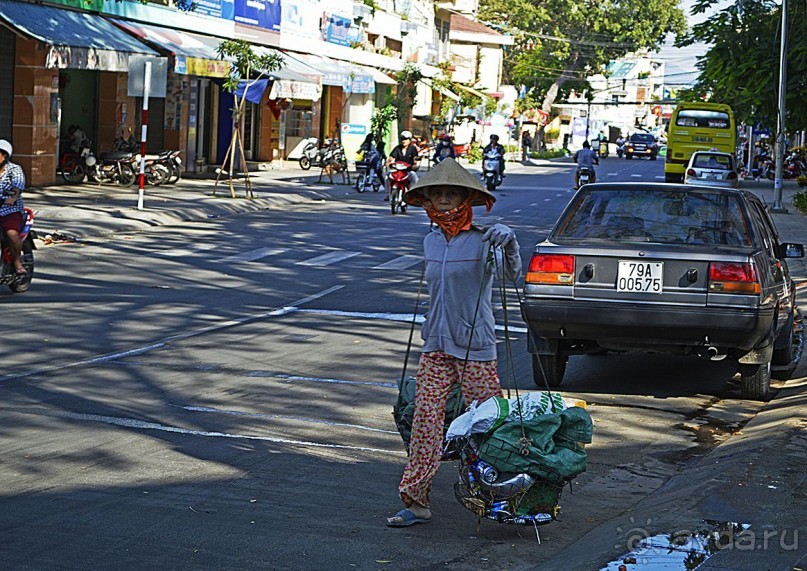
[{"xmin": 0, "ymin": 156, "xmax": 802, "ymax": 570}]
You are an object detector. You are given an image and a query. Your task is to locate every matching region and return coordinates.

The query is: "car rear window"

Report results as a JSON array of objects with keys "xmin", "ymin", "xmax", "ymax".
[
  {"xmin": 675, "ymin": 110, "xmax": 731, "ymax": 129},
  {"xmin": 692, "ymin": 154, "xmax": 732, "ymax": 170},
  {"xmin": 555, "ymin": 188, "xmax": 751, "ymax": 246}
]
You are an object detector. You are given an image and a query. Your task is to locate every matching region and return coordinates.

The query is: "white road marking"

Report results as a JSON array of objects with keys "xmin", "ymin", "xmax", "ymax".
[
  {"xmin": 155, "ymin": 243, "xmax": 219, "ymax": 257},
  {"xmin": 606, "ymin": 172, "xmax": 618, "ymax": 177},
  {"xmin": 219, "ymin": 247, "xmax": 285, "ymax": 263},
  {"xmin": 0, "ymin": 286, "xmax": 345, "ymax": 382},
  {"xmin": 0, "ymin": 289, "xmax": 528, "ymax": 383},
  {"xmin": 373, "ymin": 255, "xmax": 422, "ymax": 270},
  {"xmin": 246, "ymin": 371, "xmax": 396, "ymax": 388},
  {"xmin": 14, "ymin": 408, "xmax": 404, "ymax": 456},
  {"xmin": 296, "ymin": 251, "xmax": 360, "ymax": 266},
  {"xmin": 174, "ymin": 404, "xmax": 399, "ymax": 434},
  {"xmin": 631, "ymin": 174, "xmax": 643, "ymax": 178},
  {"xmin": 655, "ymin": 175, "xmax": 666, "ymax": 179}
]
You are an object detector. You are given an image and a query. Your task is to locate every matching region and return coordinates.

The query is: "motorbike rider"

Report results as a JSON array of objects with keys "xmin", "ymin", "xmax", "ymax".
[
  {"xmin": 573, "ymin": 140, "xmax": 598, "ymax": 189},
  {"xmin": 385, "ymin": 130, "xmax": 420, "ymax": 201},
  {"xmin": 482, "ymin": 134, "xmax": 506, "ymax": 178},
  {"xmin": 0, "ymin": 139, "xmax": 28, "ymax": 275},
  {"xmin": 359, "ymin": 133, "xmax": 383, "ymax": 181},
  {"xmin": 432, "ymin": 134, "xmax": 456, "ymax": 164}
]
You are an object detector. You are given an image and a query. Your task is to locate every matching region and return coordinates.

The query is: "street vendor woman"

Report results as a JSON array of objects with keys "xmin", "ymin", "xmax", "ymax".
[{"xmin": 386, "ymin": 157, "xmax": 522, "ymax": 527}]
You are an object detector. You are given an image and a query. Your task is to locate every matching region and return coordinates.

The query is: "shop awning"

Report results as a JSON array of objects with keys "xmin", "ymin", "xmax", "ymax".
[
  {"xmin": 363, "ymin": 66, "xmax": 397, "ymax": 86},
  {"xmin": 253, "ymin": 47, "xmax": 323, "ymax": 101},
  {"xmin": 290, "ymin": 53, "xmax": 376, "ymax": 94},
  {"xmin": 0, "ymin": 0, "xmax": 159, "ymax": 72},
  {"xmin": 110, "ymin": 20, "xmax": 229, "ymax": 78}
]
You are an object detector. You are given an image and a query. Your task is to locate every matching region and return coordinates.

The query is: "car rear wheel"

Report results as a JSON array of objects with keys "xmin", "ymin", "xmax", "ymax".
[
  {"xmin": 739, "ymin": 360, "xmax": 771, "ymax": 401},
  {"xmin": 532, "ymin": 353, "xmax": 567, "ymax": 388}
]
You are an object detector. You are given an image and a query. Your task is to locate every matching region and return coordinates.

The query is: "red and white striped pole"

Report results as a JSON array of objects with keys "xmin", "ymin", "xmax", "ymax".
[{"xmin": 137, "ymin": 60, "xmax": 152, "ymax": 210}]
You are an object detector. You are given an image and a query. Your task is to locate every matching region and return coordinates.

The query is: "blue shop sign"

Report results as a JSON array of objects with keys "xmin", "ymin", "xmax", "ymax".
[
  {"xmin": 194, "ymin": 0, "xmax": 235, "ymax": 20},
  {"xmin": 234, "ymin": 0, "xmax": 280, "ymax": 31},
  {"xmin": 323, "ymin": 14, "xmax": 352, "ymax": 46}
]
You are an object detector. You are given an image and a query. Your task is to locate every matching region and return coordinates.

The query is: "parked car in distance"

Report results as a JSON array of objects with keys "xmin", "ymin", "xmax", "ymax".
[
  {"xmin": 624, "ymin": 133, "xmax": 659, "ymax": 160},
  {"xmin": 520, "ymin": 183, "xmax": 804, "ymax": 401},
  {"xmin": 684, "ymin": 150, "xmax": 739, "ymax": 188}
]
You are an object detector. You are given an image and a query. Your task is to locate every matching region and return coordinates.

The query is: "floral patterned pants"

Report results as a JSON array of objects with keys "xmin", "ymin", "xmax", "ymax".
[{"xmin": 399, "ymin": 351, "xmax": 502, "ymax": 508}]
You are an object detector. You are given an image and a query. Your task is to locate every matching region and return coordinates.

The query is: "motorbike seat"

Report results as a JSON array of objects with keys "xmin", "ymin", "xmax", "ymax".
[{"xmin": 100, "ymin": 151, "xmax": 133, "ymax": 160}]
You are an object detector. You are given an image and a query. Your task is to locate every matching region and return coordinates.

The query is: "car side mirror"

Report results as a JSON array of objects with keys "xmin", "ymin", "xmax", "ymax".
[{"xmin": 781, "ymin": 242, "xmax": 805, "ymax": 258}]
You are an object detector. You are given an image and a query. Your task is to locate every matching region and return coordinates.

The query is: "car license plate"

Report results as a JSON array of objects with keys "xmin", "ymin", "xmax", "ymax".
[{"xmin": 617, "ymin": 261, "xmax": 663, "ymax": 293}]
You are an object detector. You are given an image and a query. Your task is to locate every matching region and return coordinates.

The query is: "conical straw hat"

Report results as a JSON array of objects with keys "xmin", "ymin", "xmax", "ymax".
[{"xmin": 404, "ymin": 157, "xmax": 496, "ymax": 207}]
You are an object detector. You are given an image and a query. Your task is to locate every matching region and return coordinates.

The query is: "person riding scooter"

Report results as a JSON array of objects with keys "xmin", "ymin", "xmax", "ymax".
[
  {"xmin": 573, "ymin": 140, "xmax": 598, "ymax": 190},
  {"xmin": 482, "ymin": 134, "xmax": 506, "ymax": 178},
  {"xmin": 385, "ymin": 131, "xmax": 420, "ymax": 201},
  {"xmin": 432, "ymin": 134, "xmax": 456, "ymax": 164},
  {"xmin": 0, "ymin": 139, "xmax": 28, "ymax": 276}
]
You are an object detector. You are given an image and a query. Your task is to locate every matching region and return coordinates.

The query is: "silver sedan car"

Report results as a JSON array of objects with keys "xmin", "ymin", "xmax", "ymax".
[
  {"xmin": 684, "ymin": 150, "xmax": 739, "ymax": 188},
  {"xmin": 520, "ymin": 183, "xmax": 803, "ymax": 401}
]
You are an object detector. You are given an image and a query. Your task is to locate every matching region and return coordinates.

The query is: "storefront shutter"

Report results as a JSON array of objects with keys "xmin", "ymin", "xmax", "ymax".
[{"xmin": 0, "ymin": 27, "xmax": 14, "ymax": 139}]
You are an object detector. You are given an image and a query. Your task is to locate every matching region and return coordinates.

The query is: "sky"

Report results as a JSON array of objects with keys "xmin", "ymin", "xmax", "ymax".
[{"xmin": 652, "ymin": 0, "xmax": 721, "ymax": 87}]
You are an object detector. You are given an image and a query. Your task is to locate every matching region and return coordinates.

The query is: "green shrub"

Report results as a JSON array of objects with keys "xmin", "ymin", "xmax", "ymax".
[
  {"xmin": 530, "ymin": 149, "xmax": 569, "ymax": 159},
  {"xmin": 792, "ymin": 191, "xmax": 807, "ymax": 214},
  {"xmin": 467, "ymin": 144, "xmax": 482, "ymax": 164},
  {"xmin": 797, "ymin": 175, "xmax": 807, "ymax": 188}
]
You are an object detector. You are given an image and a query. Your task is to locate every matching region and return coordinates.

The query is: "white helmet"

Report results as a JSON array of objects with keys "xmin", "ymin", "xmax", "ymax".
[
  {"xmin": 0, "ymin": 139, "xmax": 11, "ymax": 158},
  {"xmin": 400, "ymin": 130, "xmax": 413, "ymax": 140}
]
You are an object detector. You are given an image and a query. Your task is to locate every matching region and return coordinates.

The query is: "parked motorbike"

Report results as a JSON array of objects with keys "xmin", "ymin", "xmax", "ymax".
[
  {"xmin": 481, "ymin": 149, "xmax": 503, "ymax": 191},
  {"xmin": 0, "ymin": 207, "xmax": 35, "ymax": 293},
  {"xmin": 89, "ymin": 150, "xmax": 138, "ymax": 186},
  {"xmin": 131, "ymin": 150, "xmax": 182, "ymax": 186},
  {"xmin": 61, "ymin": 143, "xmax": 136, "ymax": 186},
  {"xmin": 299, "ymin": 139, "xmax": 345, "ymax": 171},
  {"xmin": 388, "ymin": 161, "xmax": 411, "ymax": 214}
]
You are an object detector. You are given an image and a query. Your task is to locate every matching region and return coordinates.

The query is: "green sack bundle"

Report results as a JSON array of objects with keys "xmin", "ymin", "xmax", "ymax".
[
  {"xmin": 476, "ymin": 406, "xmax": 593, "ymax": 485},
  {"xmin": 392, "ymin": 375, "xmax": 466, "ymax": 454}
]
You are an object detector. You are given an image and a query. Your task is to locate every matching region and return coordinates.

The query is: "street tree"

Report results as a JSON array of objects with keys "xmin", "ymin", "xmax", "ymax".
[
  {"xmin": 215, "ymin": 40, "xmax": 283, "ymax": 198},
  {"xmin": 677, "ymin": 0, "xmax": 807, "ymax": 130},
  {"xmin": 479, "ymin": 0, "xmax": 686, "ymax": 144}
]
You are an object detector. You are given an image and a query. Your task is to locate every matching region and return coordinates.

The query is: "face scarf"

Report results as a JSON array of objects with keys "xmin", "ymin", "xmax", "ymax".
[{"xmin": 423, "ymin": 198, "xmax": 474, "ymax": 238}]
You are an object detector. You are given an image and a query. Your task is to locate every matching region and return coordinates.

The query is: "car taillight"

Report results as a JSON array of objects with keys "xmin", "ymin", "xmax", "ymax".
[
  {"xmin": 687, "ymin": 168, "xmax": 696, "ymax": 176},
  {"xmin": 726, "ymin": 171, "xmax": 737, "ymax": 180},
  {"xmin": 708, "ymin": 262, "xmax": 761, "ymax": 294},
  {"xmin": 526, "ymin": 254, "xmax": 575, "ymax": 285}
]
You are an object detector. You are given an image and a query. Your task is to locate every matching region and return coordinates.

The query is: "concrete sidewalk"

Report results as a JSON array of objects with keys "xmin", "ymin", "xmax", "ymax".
[{"xmin": 26, "ymin": 163, "xmax": 353, "ymax": 240}]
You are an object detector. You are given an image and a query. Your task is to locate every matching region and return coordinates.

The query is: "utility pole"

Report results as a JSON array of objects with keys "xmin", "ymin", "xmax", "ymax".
[{"xmin": 772, "ymin": 0, "xmax": 788, "ymax": 212}]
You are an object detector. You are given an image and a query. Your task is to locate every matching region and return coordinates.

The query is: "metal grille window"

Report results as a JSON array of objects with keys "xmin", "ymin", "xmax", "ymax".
[{"xmin": 286, "ymin": 110, "xmax": 312, "ymax": 138}]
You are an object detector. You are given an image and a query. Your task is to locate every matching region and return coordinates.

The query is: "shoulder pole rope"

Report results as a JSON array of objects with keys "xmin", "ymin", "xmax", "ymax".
[
  {"xmin": 500, "ymin": 249, "xmax": 559, "ymax": 414},
  {"xmin": 399, "ymin": 256, "xmax": 427, "ymax": 387},
  {"xmin": 492, "ymin": 245, "xmax": 535, "ymax": 455}
]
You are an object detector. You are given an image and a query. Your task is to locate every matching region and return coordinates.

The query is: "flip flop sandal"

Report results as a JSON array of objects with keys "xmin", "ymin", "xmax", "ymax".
[{"xmin": 386, "ymin": 508, "xmax": 432, "ymax": 528}]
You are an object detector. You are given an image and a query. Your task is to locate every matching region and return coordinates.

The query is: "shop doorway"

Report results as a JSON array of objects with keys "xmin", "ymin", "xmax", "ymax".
[{"xmin": 58, "ymin": 69, "xmax": 98, "ymax": 155}]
